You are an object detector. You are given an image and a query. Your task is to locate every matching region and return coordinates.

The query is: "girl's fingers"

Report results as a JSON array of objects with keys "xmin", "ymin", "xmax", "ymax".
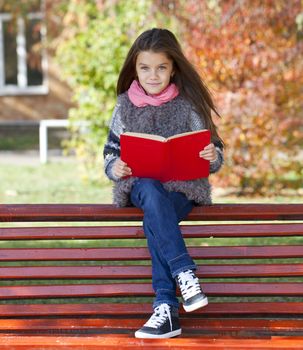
[
  {"xmin": 199, "ymin": 150, "xmax": 213, "ymax": 157},
  {"xmin": 115, "ymin": 162, "xmax": 132, "ymax": 177},
  {"xmin": 113, "ymin": 159, "xmax": 132, "ymax": 178},
  {"xmin": 203, "ymin": 144, "xmax": 213, "ymax": 150},
  {"xmin": 199, "ymin": 143, "xmax": 217, "ymax": 161},
  {"xmin": 199, "ymin": 149, "xmax": 217, "ymax": 162},
  {"xmin": 123, "ymin": 166, "xmax": 132, "ymax": 176}
]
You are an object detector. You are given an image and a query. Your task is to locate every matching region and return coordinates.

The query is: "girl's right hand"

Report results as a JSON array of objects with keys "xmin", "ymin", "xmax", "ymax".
[{"xmin": 112, "ymin": 158, "xmax": 132, "ymax": 179}]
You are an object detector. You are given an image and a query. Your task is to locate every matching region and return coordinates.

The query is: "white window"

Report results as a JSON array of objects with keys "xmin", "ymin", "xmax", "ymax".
[{"xmin": 0, "ymin": 7, "xmax": 48, "ymax": 96}]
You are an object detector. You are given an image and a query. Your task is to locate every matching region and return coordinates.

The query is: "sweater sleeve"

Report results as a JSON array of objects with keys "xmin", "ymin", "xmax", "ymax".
[
  {"xmin": 189, "ymin": 109, "xmax": 224, "ymax": 174},
  {"xmin": 103, "ymin": 102, "xmax": 125, "ymax": 181}
]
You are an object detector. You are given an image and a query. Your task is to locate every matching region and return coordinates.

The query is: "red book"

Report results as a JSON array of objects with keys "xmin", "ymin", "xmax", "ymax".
[{"xmin": 120, "ymin": 129, "xmax": 211, "ymax": 182}]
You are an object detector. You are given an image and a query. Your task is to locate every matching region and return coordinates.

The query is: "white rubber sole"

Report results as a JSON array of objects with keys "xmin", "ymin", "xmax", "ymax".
[
  {"xmin": 135, "ymin": 328, "xmax": 181, "ymax": 339},
  {"xmin": 183, "ymin": 296, "xmax": 208, "ymax": 312}
]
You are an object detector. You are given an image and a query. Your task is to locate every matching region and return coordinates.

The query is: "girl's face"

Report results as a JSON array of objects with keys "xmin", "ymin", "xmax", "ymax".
[{"xmin": 135, "ymin": 50, "xmax": 174, "ymax": 95}]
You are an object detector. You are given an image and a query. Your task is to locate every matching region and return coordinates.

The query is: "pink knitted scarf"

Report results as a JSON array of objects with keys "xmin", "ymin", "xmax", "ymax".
[{"xmin": 127, "ymin": 80, "xmax": 179, "ymax": 107}]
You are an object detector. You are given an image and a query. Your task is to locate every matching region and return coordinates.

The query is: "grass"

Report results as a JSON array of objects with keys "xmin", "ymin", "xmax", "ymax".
[
  {"xmin": 0, "ymin": 161, "xmax": 112, "ymax": 204},
  {"xmin": 1, "ymin": 160, "xmax": 302, "ymax": 204}
]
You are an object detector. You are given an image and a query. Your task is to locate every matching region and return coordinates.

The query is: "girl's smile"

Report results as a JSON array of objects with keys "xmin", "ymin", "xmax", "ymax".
[{"xmin": 135, "ymin": 51, "xmax": 174, "ymax": 96}]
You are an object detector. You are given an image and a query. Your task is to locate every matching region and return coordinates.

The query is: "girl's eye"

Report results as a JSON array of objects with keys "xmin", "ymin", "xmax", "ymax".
[
  {"xmin": 141, "ymin": 66, "xmax": 149, "ymax": 71},
  {"xmin": 159, "ymin": 66, "xmax": 167, "ymax": 70}
]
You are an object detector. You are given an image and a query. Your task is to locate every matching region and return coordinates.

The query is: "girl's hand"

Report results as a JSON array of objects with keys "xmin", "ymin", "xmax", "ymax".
[
  {"xmin": 199, "ymin": 143, "xmax": 217, "ymax": 162},
  {"xmin": 112, "ymin": 158, "xmax": 132, "ymax": 179}
]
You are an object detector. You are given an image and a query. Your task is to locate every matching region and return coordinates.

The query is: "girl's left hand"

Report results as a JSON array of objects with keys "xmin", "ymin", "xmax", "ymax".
[{"xmin": 199, "ymin": 143, "xmax": 217, "ymax": 162}]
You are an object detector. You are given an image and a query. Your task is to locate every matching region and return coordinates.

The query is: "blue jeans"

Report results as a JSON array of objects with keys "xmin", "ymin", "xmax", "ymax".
[{"xmin": 130, "ymin": 178, "xmax": 196, "ymax": 308}]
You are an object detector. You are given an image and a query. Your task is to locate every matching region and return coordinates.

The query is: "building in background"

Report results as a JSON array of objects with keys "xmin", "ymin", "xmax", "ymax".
[{"xmin": 0, "ymin": 0, "xmax": 73, "ymax": 121}]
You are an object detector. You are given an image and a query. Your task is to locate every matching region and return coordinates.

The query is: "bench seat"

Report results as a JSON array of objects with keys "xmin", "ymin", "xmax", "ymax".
[{"xmin": 0, "ymin": 203, "xmax": 302, "ymax": 349}]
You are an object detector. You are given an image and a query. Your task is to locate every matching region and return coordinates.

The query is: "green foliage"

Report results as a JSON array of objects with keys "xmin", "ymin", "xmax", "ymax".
[{"xmin": 56, "ymin": 0, "xmax": 170, "ymax": 182}]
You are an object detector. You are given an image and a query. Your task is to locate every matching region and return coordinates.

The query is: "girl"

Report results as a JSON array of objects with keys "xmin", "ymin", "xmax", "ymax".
[{"xmin": 103, "ymin": 28, "xmax": 224, "ymax": 339}]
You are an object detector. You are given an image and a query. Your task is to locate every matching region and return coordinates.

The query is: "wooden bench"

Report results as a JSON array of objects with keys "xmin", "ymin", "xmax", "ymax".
[{"xmin": 0, "ymin": 203, "xmax": 302, "ymax": 349}]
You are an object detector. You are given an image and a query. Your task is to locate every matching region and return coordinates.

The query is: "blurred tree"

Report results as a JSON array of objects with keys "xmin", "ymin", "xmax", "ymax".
[
  {"xmin": 0, "ymin": 0, "xmax": 68, "ymax": 37},
  {"xmin": 0, "ymin": 0, "xmax": 41, "ymax": 13},
  {"xmin": 4, "ymin": 0, "xmax": 301, "ymax": 194},
  {"xmin": 1, "ymin": 0, "xmax": 175, "ymax": 182},
  {"xmin": 157, "ymin": 0, "xmax": 303, "ymax": 195},
  {"xmin": 55, "ymin": 0, "xmax": 173, "ymax": 182}
]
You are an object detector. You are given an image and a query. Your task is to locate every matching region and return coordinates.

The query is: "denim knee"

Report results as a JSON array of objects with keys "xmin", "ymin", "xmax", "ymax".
[
  {"xmin": 133, "ymin": 178, "xmax": 163, "ymax": 193},
  {"xmin": 131, "ymin": 178, "xmax": 166, "ymax": 209}
]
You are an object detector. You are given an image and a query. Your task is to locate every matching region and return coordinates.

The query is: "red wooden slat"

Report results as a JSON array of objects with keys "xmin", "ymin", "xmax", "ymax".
[
  {"xmin": 0, "ymin": 245, "xmax": 302, "ymax": 261},
  {"xmin": 0, "ymin": 318, "xmax": 302, "ymax": 333},
  {"xmin": 1, "ymin": 223, "xmax": 302, "ymax": 240},
  {"xmin": 189, "ymin": 204, "xmax": 303, "ymax": 221},
  {"xmin": 0, "ymin": 282, "xmax": 302, "ymax": 299},
  {"xmin": 1, "ymin": 204, "xmax": 302, "ymax": 222},
  {"xmin": 0, "ymin": 226, "xmax": 144, "ymax": 240},
  {"xmin": 197, "ymin": 263, "xmax": 303, "ymax": 277},
  {"xmin": 1, "ymin": 335, "xmax": 303, "ymax": 350},
  {"xmin": 0, "ymin": 302, "xmax": 302, "ymax": 317},
  {"xmin": 1, "ymin": 263, "xmax": 302, "ymax": 279},
  {"xmin": 0, "ymin": 265, "xmax": 149, "ymax": 279}
]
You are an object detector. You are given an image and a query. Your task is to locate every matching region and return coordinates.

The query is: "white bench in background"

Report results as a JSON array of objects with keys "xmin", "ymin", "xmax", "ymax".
[
  {"xmin": 39, "ymin": 119, "xmax": 88, "ymax": 164},
  {"xmin": 39, "ymin": 119, "xmax": 69, "ymax": 164}
]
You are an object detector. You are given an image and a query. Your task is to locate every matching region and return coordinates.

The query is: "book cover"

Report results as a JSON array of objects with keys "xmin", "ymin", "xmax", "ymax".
[{"xmin": 120, "ymin": 129, "xmax": 211, "ymax": 182}]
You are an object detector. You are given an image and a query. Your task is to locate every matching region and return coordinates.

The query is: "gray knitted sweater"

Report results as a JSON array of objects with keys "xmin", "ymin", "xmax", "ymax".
[{"xmin": 103, "ymin": 92, "xmax": 224, "ymax": 207}]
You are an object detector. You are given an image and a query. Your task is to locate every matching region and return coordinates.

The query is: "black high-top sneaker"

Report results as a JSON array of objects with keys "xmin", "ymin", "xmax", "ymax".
[
  {"xmin": 176, "ymin": 269, "xmax": 208, "ymax": 312},
  {"xmin": 134, "ymin": 303, "xmax": 181, "ymax": 339}
]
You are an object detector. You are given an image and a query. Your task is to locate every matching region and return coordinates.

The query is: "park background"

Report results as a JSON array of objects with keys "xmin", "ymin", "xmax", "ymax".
[
  {"xmin": 0, "ymin": 0, "xmax": 302, "ymax": 204},
  {"xmin": 0, "ymin": 0, "xmax": 302, "ymax": 315}
]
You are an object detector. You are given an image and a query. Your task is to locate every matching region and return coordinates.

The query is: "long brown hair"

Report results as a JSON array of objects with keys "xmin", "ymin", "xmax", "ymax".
[{"xmin": 117, "ymin": 28, "xmax": 223, "ymax": 145}]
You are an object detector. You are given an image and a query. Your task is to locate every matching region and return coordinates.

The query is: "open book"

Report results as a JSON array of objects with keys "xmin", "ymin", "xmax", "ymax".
[{"xmin": 120, "ymin": 129, "xmax": 211, "ymax": 182}]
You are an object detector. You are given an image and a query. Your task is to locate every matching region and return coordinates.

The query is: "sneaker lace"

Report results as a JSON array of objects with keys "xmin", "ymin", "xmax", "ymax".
[
  {"xmin": 177, "ymin": 270, "xmax": 202, "ymax": 301},
  {"xmin": 144, "ymin": 303, "xmax": 172, "ymax": 330}
]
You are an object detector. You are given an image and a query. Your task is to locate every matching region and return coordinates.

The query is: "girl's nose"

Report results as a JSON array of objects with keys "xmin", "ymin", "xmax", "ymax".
[{"xmin": 150, "ymin": 69, "xmax": 159, "ymax": 78}]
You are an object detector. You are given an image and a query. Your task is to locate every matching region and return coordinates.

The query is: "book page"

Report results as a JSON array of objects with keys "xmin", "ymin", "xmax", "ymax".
[
  {"xmin": 122, "ymin": 132, "xmax": 166, "ymax": 142},
  {"xmin": 167, "ymin": 129, "xmax": 208, "ymax": 141}
]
